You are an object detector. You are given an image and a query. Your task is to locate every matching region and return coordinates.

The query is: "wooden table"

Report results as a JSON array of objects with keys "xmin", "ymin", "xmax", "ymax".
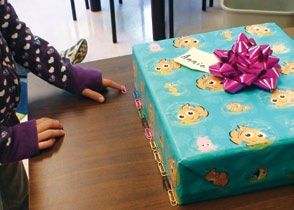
[{"xmin": 28, "ymin": 55, "xmax": 293, "ymax": 210}]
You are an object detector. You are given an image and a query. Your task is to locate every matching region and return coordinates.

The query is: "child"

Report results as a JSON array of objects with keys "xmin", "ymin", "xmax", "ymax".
[{"xmin": 0, "ymin": 1, "xmax": 125, "ymax": 209}]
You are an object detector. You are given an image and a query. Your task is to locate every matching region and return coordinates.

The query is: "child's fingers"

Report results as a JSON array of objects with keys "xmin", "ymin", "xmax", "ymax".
[
  {"xmin": 38, "ymin": 138, "xmax": 56, "ymax": 150},
  {"xmin": 36, "ymin": 118, "xmax": 63, "ymax": 133},
  {"xmin": 82, "ymin": 88, "xmax": 105, "ymax": 103},
  {"xmin": 38, "ymin": 129, "xmax": 65, "ymax": 143},
  {"xmin": 102, "ymin": 78, "xmax": 123, "ymax": 91}
]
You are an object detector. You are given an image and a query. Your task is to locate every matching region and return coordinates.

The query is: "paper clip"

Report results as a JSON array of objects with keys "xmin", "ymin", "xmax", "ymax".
[
  {"xmin": 141, "ymin": 118, "xmax": 149, "ymax": 128},
  {"xmin": 137, "ymin": 109, "xmax": 145, "ymax": 119},
  {"xmin": 149, "ymin": 139, "xmax": 157, "ymax": 150},
  {"xmin": 158, "ymin": 162, "xmax": 167, "ymax": 176},
  {"xmin": 135, "ymin": 98, "xmax": 143, "ymax": 109},
  {"xmin": 153, "ymin": 150, "xmax": 161, "ymax": 163},
  {"xmin": 162, "ymin": 176, "xmax": 172, "ymax": 191},
  {"xmin": 144, "ymin": 128, "xmax": 153, "ymax": 140},
  {"xmin": 132, "ymin": 91, "xmax": 139, "ymax": 99},
  {"xmin": 168, "ymin": 190, "xmax": 178, "ymax": 206},
  {"xmin": 121, "ymin": 85, "xmax": 127, "ymax": 94}
]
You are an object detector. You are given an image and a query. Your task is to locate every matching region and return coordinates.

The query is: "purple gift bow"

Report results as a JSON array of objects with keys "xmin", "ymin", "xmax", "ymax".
[{"xmin": 209, "ymin": 33, "xmax": 281, "ymax": 93}]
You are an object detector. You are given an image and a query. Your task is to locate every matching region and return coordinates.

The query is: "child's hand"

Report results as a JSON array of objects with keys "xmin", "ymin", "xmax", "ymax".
[
  {"xmin": 66, "ymin": 66, "xmax": 127, "ymax": 102},
  {"xmin": 81, "ymin": 78, "xmax": 125, "ymax": 103},
  {"xmin": 36, "ymin": 118, "xmax": 65, "ymax": 150}
]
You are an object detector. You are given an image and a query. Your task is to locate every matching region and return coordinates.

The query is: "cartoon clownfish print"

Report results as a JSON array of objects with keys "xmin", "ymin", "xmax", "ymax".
[
  {"xmin": 173, "ymin": 36, "xmax": 201, "ymax": 48},
  {"xmin": 155, "ymin": 59, "xmax": 181, "ymax": 74},
  {"xmin": 177, "ymin": 103, "xmax": 209, "ymax": 124},
  {"xmin": 245, "ymin": 24, "xmax": 272, "ymax": 36},
  {"xmin": 196, "ymin": 75, "xmax": 224, "ymax": 91},
  {"xmin": 281, "ymin": 62, "xmax": 294, "ymax": 75},
  {"xmin": 229, "ymin": 125, "xmax": 270, "ymax": 147},
  {"xmin": 270, "ymin": 89, "xmax": 294, "ymax": 107}
]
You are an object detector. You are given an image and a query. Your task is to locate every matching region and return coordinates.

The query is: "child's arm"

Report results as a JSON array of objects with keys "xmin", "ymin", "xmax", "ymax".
[
  {"xmin": 0, "ymin": 2, "xmax": 124, "ymax": 101},
  {"xmin": 0, "ymin": 117, "xmax": 64, "ymax": 163}
]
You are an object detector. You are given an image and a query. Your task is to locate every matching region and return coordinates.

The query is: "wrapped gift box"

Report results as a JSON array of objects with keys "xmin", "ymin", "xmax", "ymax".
[{"xmin": 132, "ymin": 23, "xmax": 294, "ymax": 205}]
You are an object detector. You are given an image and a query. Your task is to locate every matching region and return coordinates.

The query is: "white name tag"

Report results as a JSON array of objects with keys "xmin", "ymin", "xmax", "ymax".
[{"xmin": 174, "ymin": 48, "xmax": 219, "ymax": 73}]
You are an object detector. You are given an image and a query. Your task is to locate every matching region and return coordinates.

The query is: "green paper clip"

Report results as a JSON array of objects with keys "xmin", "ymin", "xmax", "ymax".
[{"xmin": 137, "ymin": 109, "xmax": 145, "ymax": 119}]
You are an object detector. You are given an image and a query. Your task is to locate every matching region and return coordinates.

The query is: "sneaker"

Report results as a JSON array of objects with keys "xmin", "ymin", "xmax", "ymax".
[{"xmin": 60, "ymin": 39, "xmax": 88, "ymax": 64}]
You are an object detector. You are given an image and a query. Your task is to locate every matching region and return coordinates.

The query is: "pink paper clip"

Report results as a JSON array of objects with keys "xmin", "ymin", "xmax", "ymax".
[
  {"xmin": 135, "ymin": 99, "xmax": 143, "ymax": 109},
  {"xmin": 144, "ymin": 128, "xmax": 153, "ymax": 140},
  {"xmin": 121, "ymin": 85, "xmax": 127, "ymax": 94}
]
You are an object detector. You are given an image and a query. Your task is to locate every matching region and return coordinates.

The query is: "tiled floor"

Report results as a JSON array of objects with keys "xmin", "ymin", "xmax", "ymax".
[{"xmin": 9, "ymin": 0, "xmax": 224, "ymax": 62}]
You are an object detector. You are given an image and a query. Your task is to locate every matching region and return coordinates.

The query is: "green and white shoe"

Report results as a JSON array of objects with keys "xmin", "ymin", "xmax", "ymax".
[{"xmin": 60, "ymin": 38, "xmax": 88, "ymax": 64}]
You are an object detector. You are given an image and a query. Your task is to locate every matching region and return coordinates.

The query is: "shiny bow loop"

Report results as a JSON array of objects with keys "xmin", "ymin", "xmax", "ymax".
[{"xmin": 209, "ymin": 33, "xmax": 281, "ymax": 93}]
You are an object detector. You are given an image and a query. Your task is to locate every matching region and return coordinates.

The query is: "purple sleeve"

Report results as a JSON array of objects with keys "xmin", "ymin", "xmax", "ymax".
[
  {"xmin": 65, "ymin": 65, "xmax": 103, "ymax": 95},
  {"xmin": 0, "ymin": 2, "xmax": 70, "ymax": 90},
  {"xmin": 0, "ymin": 119, "xmax": 39, "ymax": 163},
  {"xmin": 0, "ymin": 2, "xmax": 104, "ymax": 96}
]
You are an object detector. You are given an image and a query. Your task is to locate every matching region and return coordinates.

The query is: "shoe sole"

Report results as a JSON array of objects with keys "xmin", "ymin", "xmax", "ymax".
[
  {"xmin": 72, "ymin": 39, "xmax": 88, "ymax": 64},
  {"xmin": 62, "ymin": 39, "xmax": 88, "ymax": 64}
]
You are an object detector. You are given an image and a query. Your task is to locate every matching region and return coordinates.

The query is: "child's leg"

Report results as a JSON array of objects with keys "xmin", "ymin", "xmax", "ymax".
[{"xmin": 0, "ymin": 162, "xmax": 29, "ymax": 210}]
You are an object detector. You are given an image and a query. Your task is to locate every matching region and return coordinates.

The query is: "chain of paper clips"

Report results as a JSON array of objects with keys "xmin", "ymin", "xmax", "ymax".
[{"xmin": 133, "ymin": 91, "xmax": 177, "ymax": 206}]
